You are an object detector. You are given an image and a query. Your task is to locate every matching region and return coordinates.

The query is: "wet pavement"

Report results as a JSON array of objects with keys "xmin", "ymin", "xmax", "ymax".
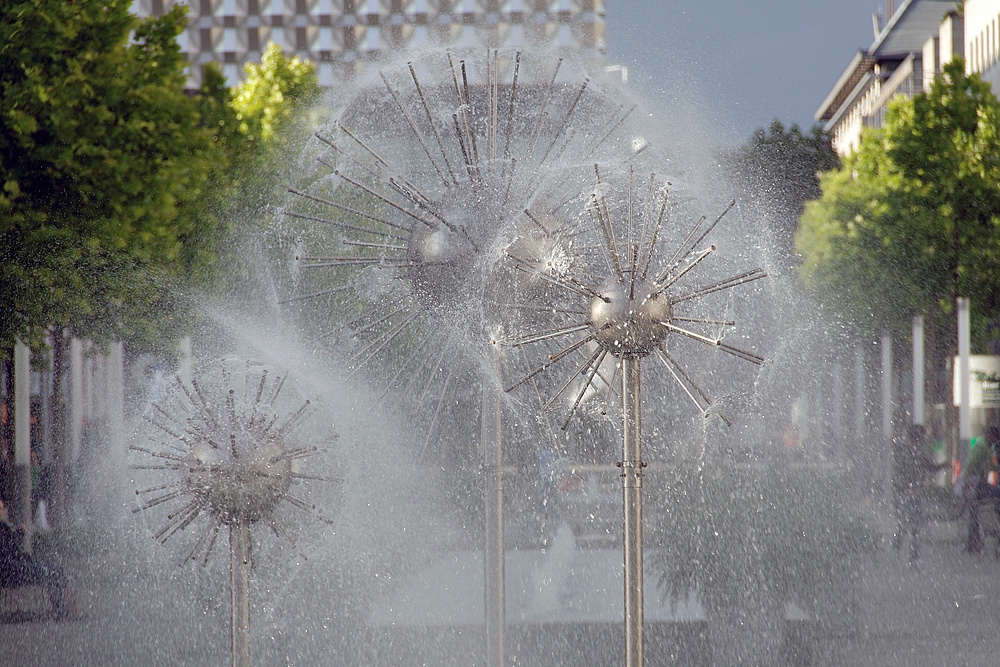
[
  {"xmin": 812, "ymin": 512, "xmax": 1000, "ymax": 667},
  {"xmin": 2, "ymin": 503, "xmax": 1000, "ymax": 666}
]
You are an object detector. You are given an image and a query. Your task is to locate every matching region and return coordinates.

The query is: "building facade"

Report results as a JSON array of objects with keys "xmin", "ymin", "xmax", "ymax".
[
  {"xmin": 815, "ymin": 0, "xmax": 959, "ymax": 156},
  {"xmin": 817, "ymin": 0, "xmax": 1000, "ymax": 157},
  {"xmin": 965, "ymin": 0, "xmax": 1000, "ymax": 90},
  {"xmin": 132, "ymin": 0, "xmax": 606, "ymax": 89}
]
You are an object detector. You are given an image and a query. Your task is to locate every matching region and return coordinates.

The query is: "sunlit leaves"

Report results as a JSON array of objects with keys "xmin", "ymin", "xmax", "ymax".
[
  {"xmin": 0, "ymin": 1, "xmax": 222, "ymax": 351},
  {"xmin": 795, "ymin": 59, "xmax": 1000, "ymax": 348}
]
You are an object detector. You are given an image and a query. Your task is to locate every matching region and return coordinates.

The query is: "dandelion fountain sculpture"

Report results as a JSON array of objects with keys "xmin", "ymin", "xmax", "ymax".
[
  {"xmin": 281, "ymin": 47, "xmax": 655, "ymax": 666},
  {"xmin": 130, "ymin": 358, "xmax": 333, "ymax": 667},
  {"xmin": 499, "ymin": 166, "xmax": 766, "ymax": 666}
]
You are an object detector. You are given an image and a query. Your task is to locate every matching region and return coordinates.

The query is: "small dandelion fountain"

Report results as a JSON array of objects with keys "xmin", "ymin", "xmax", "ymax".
[
  {"xmin": 131, "ymin": 359, "xmax": 333, "ymax": 667},
  {"xmin": 500, "ymin": 167, "xmax": 766, "ymax": 667}
]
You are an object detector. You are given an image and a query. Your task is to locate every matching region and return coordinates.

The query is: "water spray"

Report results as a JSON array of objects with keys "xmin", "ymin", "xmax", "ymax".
[
  {"xmin": 283, "ymin": 48, "xmax": 651, "ymax": 667},
  {"xmin": 501, "ymin": 168, "xmax": 765, "ymax": 667},
  {"xmin": 131, "ymin": 359, "xmax": 334, "ymax": 667}
]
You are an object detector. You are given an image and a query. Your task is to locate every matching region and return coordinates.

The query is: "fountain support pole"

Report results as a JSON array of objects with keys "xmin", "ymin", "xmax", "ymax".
[
  {"xmin": 621, "ymin": 356, "xmax": 644, "ymax": 667},
  {"xmin": 230, "ymin": 522, "xmax": 251, "ymax": 667},
  {"xmin": 881, "ymin": 332, "xmax": 893, "ymax": 492},
  {"xmin": 482, "ymin": 363, "xmax": 505, "ymax": 667}
]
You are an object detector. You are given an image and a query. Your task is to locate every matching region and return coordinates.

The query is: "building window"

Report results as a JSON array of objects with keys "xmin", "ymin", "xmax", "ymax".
[
  {"xmin": 557, "ymin": 23, "xmax": 570, "ymax": 47},
  {"xmin": 318, "ymin": 62, "xmax": 334, "ymax": 86},
  {"xmin": 461, "ymin": 24, "xmax": 474, "ymax": 47},
  {"xmin": 413, "ymin": 24, "xmax": 428, "ymax": 46},
  {"xmin": 318, "ymin": 26, "xmax": 333, "ymax": 50},
  {"xmin": 224, "ymin": 63, "xmax": 241, "ymax": 84},
  {"xmin": 365, "ymin": 25, "xmax": 380, "ymax": 50},
  {"xmin": 510, "ymin": 23, "xmax": 523, "ymax": 46}
]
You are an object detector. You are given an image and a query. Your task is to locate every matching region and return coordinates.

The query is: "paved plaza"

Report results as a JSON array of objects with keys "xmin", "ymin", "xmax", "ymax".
[{"xmin": 2, "ymin": 502, "xmax": 1000, "ymax": 666}]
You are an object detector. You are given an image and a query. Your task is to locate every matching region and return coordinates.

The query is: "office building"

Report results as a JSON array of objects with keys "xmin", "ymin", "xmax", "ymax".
[{"xmin": 132, "ymin": 0, "xmax": 606, "ymax": 89}]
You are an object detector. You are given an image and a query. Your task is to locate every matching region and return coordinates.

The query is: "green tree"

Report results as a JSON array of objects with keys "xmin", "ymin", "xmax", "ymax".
[
  {"xmin": 209, "ymin": 42, "xmax": 321, "ymax": 302},
  {"xmin": 0, "ymin": 1, "xmax": 224, "ymax": 353},
  {"xmin": 728, "ymin": 121, "xmax": 838, "ymax": 269},
  {"xmin": 232, "ymin": 42, "xmax": 320, "ymax": 149},
  {"xmin": 796, "ymin": 59, "xmax": 1000, "ymax": 381}
]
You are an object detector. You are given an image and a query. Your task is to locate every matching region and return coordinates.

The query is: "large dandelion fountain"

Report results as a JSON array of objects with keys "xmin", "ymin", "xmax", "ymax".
[
  {"xmin": 131, "ymin": 359, "xmax": 332, "ymax": 667},
  {"xmin": 500, "ymin": 167, "xmax": 766, "ymax": 667},
  {"xmin": 282, "ymin": 48, "xmax": 652, "ymax": 423},
  {"xmin": 281, "ymin": 48, "xmax": 654, "ymax": 666}
]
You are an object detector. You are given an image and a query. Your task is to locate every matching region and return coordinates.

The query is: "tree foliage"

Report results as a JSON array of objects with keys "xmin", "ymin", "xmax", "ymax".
[
  {"xmin": 0, "ymin": 1, "xmax": 223, "ymax": 353},
  {"xmin": 0, "ymin": 1, "xmax": 322, "ymax": 355},
  {"xmin": 232, "ymin": 42, "xmax": 320, "ymax": 149},
  {"xmin": 728, "ymin": 120, "xmax": 838, "ymax": 269},
  {"xmin": 208, "ymin": 43, "xmax": 321, "ymax": 302},
  {"xmin": 796, "ymin": 60, "xmax": 1000, "ymax": 350}
]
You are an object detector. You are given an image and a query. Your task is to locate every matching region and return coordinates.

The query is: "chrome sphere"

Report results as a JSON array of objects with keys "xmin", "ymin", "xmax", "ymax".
[
  {"xmin": 589, "ymin": 278, "xmax": 671, "ymax": 359},
  {"xmin": 406, "ymin": 218, "xmax": 477, "ymax": 306},
  {"xmin": 186, "ymin": 435, "xmax": 292, "ymax": 525}
]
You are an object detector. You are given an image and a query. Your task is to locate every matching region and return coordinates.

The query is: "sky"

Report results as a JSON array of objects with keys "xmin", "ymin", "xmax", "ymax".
[{"xmin": 604, "ymin": 1, "xmax": 887, "ymax": 145}]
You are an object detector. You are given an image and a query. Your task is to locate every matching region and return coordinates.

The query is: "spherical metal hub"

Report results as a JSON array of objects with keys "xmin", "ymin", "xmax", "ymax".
[
  {"xmin": 406, "ymin": 186, "xmax": 486, "ymax": 311},
  {"xmin": 589, "ymin": 278, "xmax": 671, "ymax": 358},
  {"xmin": 186, "ymin": 435, "xmax": 292, "ymax": 525}
]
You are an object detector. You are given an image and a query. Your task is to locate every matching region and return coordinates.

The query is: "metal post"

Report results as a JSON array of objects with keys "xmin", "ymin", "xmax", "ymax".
[
  {"xmin": 70, "ymin": 338, "xmax": 83, "ymax": 461},
  {"xmin": 230, "ymin": 522, "xmax": 251, "ymax": 667},
  {"xmin": 107, "ymin": 342, "xmax": 125, "ymax": 461},
  {"xmin": 482, "ymin": 357, "xmax": 505, "ymax": 667},
  {"xmin": 832, "ymin": 363, "xmax": 844, "ymax": 457},
  {"xmin": 854, "ymin": 343, "xmax": 865, "ymax": 445},
  {"xmin": 913, "ymin": 316, "xmax": 925, "ymax": 426},
  {"xmin": 621, "ymin": 357, "xmax": 643, "ymax": 667},
  {"xmin": 881, "ymin": 332, "xmax": 893, "ymax": 490},
  {"xmin": 958, "ymin": 298, "xmax": 971, "ymax": 460},
  {"xmin": 14, "ymin": 341, "xmax": 33, "ymax": 550}
]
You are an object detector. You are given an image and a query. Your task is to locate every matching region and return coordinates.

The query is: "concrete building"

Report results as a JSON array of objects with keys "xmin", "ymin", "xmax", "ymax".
[
  {"xmin": 965, "ymin": 0, "xmax": 1000, "ymax": 90},
  {"xmin": 815, "ymin": 0, "xmax": 959, "ymax": 156},
  {"xmin": 131, "ymin": 0, "xmax": 606, "ymax": 89},
  {"xmin": 817, "ymin": 0, "xmax": 1000, "ymax": 156}
]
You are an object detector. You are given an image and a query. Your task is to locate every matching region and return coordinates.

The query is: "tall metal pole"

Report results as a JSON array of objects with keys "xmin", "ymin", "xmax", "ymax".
[
  {"xmin": 957, "ymin": 298, "xmax": 971, "ymax": 461},
  {"xmin": 881, "ymin": 332, "xmax": 893, "ymax": 491},
  {"xmin": 230, "ymin": 522, "xmax": 251, "ymax": 667},
  {"xmin": 482, "ymin": 356, "xmax": 505, "ymax": 667},
  {"xmin": 621, "ymin": 357, "xmax": 643, "ymax": 667},
  {"xmin": 14, "ymin": 341, "xmax": 33, "ymax": 549},
  {"xmin": 912, "ymin": 316, "xmax": 925, "ymax": 427},
  {"xmin": 854, "ymin": 343, "xmax": 865, "ymax": 446}
]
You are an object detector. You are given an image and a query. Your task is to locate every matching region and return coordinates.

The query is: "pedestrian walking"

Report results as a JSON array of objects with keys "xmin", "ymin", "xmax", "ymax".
[
  {"xmin": 960, "ymin": 426, "xmax": 1000, "ymax": 554},
  {"xmin": 891, "ymin": 424, "xmax": 941, "ymax": 565}
]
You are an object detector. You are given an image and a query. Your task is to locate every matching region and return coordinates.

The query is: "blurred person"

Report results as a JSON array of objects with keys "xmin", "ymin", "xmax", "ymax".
[
  {"xmin": 891, "ymin": 424, "xmax": 943, "ymax": 565},
  {"xmin": 961, "ymin": 426, "xmax": 1000, "ymax": 554},
  {"xmin": 0, "ymin": 497, "xmax": 67, "ymax": 617}
]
